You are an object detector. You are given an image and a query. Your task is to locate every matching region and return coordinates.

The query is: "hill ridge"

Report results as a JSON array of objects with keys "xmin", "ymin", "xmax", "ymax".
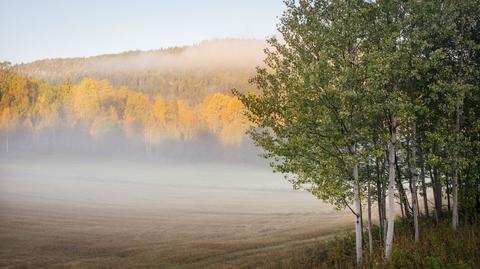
[{"xmin": 14, "ymin": 39, "xmax": 266, "ymax": 103}]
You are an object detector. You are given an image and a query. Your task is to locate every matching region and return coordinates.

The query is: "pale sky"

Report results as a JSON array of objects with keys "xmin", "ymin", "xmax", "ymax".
[{"xmin": 0, "ymin": 0, "xmax": 284, "ymax": 64}]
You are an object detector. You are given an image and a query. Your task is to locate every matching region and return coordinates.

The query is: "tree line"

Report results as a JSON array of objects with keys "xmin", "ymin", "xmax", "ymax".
[
  {"xmin": 0, "ymin": 62, "xmax": 249, "ymax": 154},
  {"xmin": 15, "ymin": 39, "xmax": 263, "ymax": 104},
  {"xmin": 234, "ymin": 0, "xmax": 480, "ymax": 266}
]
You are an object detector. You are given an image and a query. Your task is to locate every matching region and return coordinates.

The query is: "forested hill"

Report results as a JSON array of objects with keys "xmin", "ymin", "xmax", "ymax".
[{"xmin": 15, "ymin": 39, "xmax": 266, "ymax": 104}]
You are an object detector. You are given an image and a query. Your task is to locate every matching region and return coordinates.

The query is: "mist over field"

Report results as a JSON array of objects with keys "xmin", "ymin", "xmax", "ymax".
[
  {"xmin": 5, "ymin": 127, "xmax": 262, "ymax": 163},
  {"xmin": 0, "ymin": 38, "xmax": 353, "ymax": 268},
  {"xmin": 2, "ymin": 0, "xmax": 480, "ymax": 267},
  {"xmin": 0, "ymin": 155, "xmax": 350, "ymax": 268}
]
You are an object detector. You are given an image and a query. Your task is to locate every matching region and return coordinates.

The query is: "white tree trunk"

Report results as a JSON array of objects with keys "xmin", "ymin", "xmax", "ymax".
[
  {"xmin": 419, "ymin": 152, "xmax": 429, "ymax": 217},
  {"xmin": 452, "ymin": 167, "xmax": 458, "ymax": 230},
  {"xmin": 452, "ymin": 101, "xmax": 460, "ymax": 231},
  {"xmin": 382, "ymin": 173, "xmax": 387, "ymax": 246},
  {"xmin": 353, "ymin": 162, "xmax": 363, "ymax": 267},
  {"xmin": 385, "ymin": 117, "xmax": 396, "ymax": 259},
  {"xmin": 410, "ymin": 128, "xmax": 419, "ymax": 242}
]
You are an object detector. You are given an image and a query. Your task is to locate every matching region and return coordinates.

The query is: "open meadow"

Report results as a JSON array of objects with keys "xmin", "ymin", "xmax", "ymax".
[{"xmin": 0, "ymin": 157, "xmax": 351, "ymax": 269}]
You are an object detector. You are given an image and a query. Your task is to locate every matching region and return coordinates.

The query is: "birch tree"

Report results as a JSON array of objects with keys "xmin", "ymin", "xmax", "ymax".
[
  {"xmin": 234, "ymin": 1, "xmax": 375, "ymax": 266},
  {"xmin": 365, "ymin": 0, "xmax": 410, "ymax": 259}
]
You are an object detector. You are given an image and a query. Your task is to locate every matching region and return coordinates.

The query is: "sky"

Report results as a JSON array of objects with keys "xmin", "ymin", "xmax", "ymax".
[{"xmin": 0, "ymin": 0, "xmax": 284, "ymax": 64}]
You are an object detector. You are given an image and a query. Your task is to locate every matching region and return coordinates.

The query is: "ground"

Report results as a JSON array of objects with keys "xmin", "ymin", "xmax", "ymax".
[{"xmin": 0, "ymin": 157, "xmax": 351, "ymax": 269}]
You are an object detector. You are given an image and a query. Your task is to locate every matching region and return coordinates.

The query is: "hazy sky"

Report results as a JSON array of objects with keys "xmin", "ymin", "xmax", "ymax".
[{"xmin": 0, "ymin": 0, "xmax": 284, "ymax": 64}]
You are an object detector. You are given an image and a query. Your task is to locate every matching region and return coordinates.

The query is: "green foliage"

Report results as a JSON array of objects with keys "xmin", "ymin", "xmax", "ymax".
[
  {"xmin": 235, "ymin": 0, "xmax": 480, "ymax": 265},
  {"xmin": 235, "ymin": 0, "xmax": 378, "ymax": 210}
]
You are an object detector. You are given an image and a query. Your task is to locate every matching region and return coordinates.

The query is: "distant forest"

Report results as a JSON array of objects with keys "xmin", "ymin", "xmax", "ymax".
[
  {"xmin": 14, "ymin": 39, "xmax": 265, "ymax": 104},
  {"xmin": 0, "ymin": 71, "xmax": 251, "ymax": 158},
  {"xmin": 0, "ymin": 39, "xmax": 267, "ymax": 158}
]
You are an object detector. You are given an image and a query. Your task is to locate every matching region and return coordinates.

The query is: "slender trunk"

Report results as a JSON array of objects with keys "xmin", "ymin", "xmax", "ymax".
[
  {"xmin": 382, "ymin": 157, "xmax": 388, "ymax": 246},
  {"xmin": 452, "ymin": 99, "xmax": 460, "ymax": 231},
  {"xmin": 433, "ymin": 164, "xmax": 442, "ymax": 219},
  {"xmin": 385, "ymin": 116, "xmax": 396, "ymax": 259},
  {"xmin": 367, "ymin": 181, "xmax": 373, "ymax": 255},
  {"xmin": 430, "ymin": 145, "xmax": 443, "ymax": 221},
  {"xmin": 351, "ymin": 145, "xmax": 363, "ymax": 267},
  {"xmin": 452, "ymin": 167, "xmax": 459, "ymax": 228},
  {"xmin": 354, "ymin": 174, "xmax": 363, "ymax": 267},
  {"xmin": 419, "ymin": 151, "xmax": 429, "ymax": 217},
  {"xmin": 429, "ymin": 166, "xmax": 440, "ymax": 223},
  {"xmin": 432, "ymin": 142, "xmax": 443, "ymax": 219},
  {"xmin": 375, "ymin": 157, "xmax": 385, "ymax": 245},
  {"xmin": 446, "ymin": 174, "xmax": 451, "ymax": 214},
  {"xmin": 360, "ymin": 201, "xmax": 364, "ymax": 239},
  {"xmin": 395, "ymin": 154, "xmax": 411, "ymax": 219},
  {"xmin": 410, "ymin": 127, "xmax": 419, "ymax": 243}
]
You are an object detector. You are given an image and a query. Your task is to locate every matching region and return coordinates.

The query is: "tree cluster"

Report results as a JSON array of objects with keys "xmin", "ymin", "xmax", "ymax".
[
  {"xmin": 234, "ymin": 0, "xmax": 480, "ymax": 265},
  {"xmin": 0, "ymin": 64, "xmax": 249, "ymax": 154}
]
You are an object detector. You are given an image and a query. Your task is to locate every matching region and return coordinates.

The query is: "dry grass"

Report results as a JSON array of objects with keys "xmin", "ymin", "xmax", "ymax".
[
  {"xmin": 0, "ymin": 158, "xmax": 352, "ymax": 269},
  {"xmin": 0, "ymin": 201, "xmax": 351, "ymax": 269}
]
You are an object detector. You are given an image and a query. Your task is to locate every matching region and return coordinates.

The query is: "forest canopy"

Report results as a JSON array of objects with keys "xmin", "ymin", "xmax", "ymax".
[
  {"xmin": 14, "ymin": 39, "xmax": 266, "ymax": 104},
  {"xmin": 0, "ymin": 62, "xmax": 250, "ymax": 156}
]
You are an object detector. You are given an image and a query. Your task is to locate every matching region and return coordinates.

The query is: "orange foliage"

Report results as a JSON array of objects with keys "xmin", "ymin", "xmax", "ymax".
[{"xmin": 0, "ymin": 72, "xmax": 250, "ymax": 146}]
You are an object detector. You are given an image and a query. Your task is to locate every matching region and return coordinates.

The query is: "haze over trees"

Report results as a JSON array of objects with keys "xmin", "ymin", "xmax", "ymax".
[
  {"xmin": 235, "ymin": 0, "xmax": 480, "ymax": 267},
  {"xmin": 0, "ymin": 39, "xmax": 269, "ymax": 157},
  {"xmin": 15, "ymin": 39, "xmax": 266, "ymax": 104},
  {"xmin": 0, "ymin": 63, "xmax": 250, "ymax": 157}
]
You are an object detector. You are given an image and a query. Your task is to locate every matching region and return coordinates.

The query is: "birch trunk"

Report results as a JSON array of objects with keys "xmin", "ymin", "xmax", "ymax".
[
  {"xmin": 452, "ymin": 168, "xmax": 458, "ymax": 230},
  {"xmin": 432, "ymin": 143, "xmax": 443, "ymax": 220},
  {"xmin": 433, "ymin": 165, "xmax": 442, "ymax": 220},
  {"xmin": 367, "ymin": 182, "xmax": 373, "ymax": 254},
  {"xmin": 419, "ymin": 151, "xmax": 429, "ymax": 217},
  {"xmin": 452, "ymin": 100, "xmax": 460, "ymax": 231},
  {"xmin": 382, "ymin": 158, "xmax": 388, "ymax": 246},
  {"xmin": 410, "ymin": 127, "xmax": 419, "ymax": 242},
  {"xmin": 385, "ymin": 116, "xmax": 396, "ymax": 259},
  {"xmin": 351, "ymin": 145, "xmax": 363, "ymax": 267},
  {"xmin": 375, "ymin": 157, "xmax": 385, "ymax": 245},
  {"xmin": 395, "ymin": 154, "xmax": 411, "ymax": 219},
  {"xmin": 446, "ymin": 175, "xmax": 451, "ymax": 213},
  {"xmin": 429, "ymin": 165, "xmax": 440, "ymax": 222}
]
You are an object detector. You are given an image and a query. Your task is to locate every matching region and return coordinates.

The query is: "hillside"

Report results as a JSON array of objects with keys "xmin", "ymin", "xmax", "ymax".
[
  {"xmin": 0, "ymin": 67, "xmax": 256, "ymax": 158},
  {"xmin": 15, "ymin": 39, "xmax": 266, "ymax": 104}
]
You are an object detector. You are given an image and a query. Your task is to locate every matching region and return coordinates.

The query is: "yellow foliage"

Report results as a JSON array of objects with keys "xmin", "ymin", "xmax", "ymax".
[
  {"xmin": 0, "ymin": 73, "xmax": 250, "ymax": 145},
  {"xmin": 72, "ymin": 79, "xmax": 102, "ymax": 122}
]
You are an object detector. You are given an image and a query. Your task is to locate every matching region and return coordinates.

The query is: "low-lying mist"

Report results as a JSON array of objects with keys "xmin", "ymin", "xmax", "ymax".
[
  {"xmin": 1, "ymin": 128, "xmax": 264, "ymax": 165},
  {"xmin": 0, "ymin": 38, "xmax": 352, "ymax": 269}
]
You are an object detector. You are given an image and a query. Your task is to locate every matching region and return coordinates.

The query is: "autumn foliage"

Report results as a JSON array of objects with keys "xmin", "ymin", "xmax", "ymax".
[{"xmin": 0, "ymin": 64, "xmax": 249, "ymax": 153}]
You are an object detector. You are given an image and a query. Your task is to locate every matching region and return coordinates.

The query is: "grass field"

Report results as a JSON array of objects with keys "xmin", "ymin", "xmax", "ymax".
[{"xmin": 0, "ymin": 157, "xmax": 351, "ymax": 268}]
